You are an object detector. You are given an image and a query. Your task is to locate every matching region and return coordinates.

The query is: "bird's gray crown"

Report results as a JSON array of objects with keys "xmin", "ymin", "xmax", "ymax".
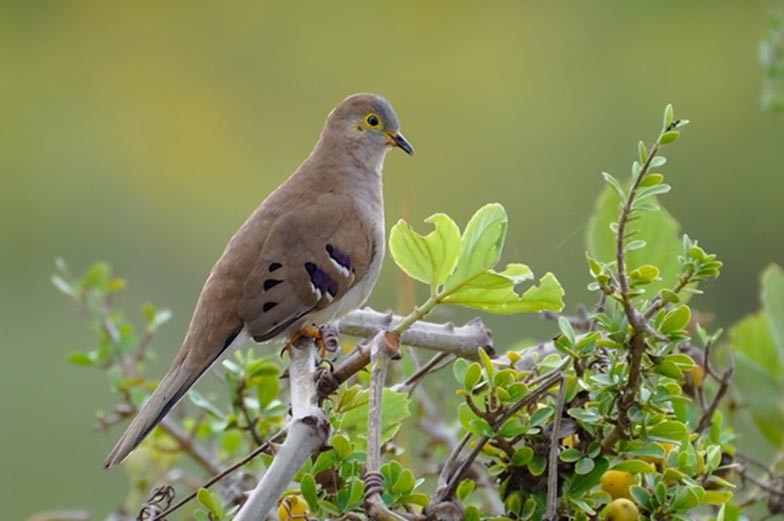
[{"xmin": 327, "ymin": 93, "xmax": 400, "ymax": 132}]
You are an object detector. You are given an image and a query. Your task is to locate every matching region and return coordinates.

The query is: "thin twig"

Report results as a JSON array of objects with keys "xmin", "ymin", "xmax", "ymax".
[
  {"xmin": 608, "ymin": 138, "xmax": 663, "ymax": 446},
  {"xmin": 696, "ymin": 363, "xmax": 734, "ymax": 433},
  {"xmin": 235, "ymin": 379, "xmax": 264, "ymax": 446},
  {"xmin": 151, "ymin": 429, "xmax": 287, "ymax": 521},
  {"xmin": 544, "ymin": 381, "xmax": 568, "ymax": 521},
  {"xmin": 393, "ymin": 352, "xmax": 452, "ymax": 393},
  {"xmin": 616, "ymin": 141, "xmax": 661, "ymax": 327}
]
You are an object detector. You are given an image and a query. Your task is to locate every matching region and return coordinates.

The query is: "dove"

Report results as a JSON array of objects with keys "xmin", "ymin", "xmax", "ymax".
[{"xmin": 104, "ymin": 93, "xmax": 413, "ymax": 468}]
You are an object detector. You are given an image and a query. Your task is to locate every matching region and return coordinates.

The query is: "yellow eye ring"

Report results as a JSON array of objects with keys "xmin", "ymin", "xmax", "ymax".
[{"xmin": 365, "ymin": 113, "xmax": 381, "ymax": 127}]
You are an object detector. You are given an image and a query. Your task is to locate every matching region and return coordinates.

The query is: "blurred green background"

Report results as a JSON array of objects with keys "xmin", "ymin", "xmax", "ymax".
[{"xmin": 2, "ymin": 2, "xmax": 782, "ymax": 519}]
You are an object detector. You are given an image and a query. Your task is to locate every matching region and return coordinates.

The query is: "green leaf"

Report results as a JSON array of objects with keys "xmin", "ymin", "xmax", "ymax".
[
  {"xmin": 300, "ymin": 473, "xmax": 319, "ymax": 512},
  {"xmin": 660, "ymin": 130, "xmax": 680, "ymax": 144},
  {"xmin": 648, "ymin": 420, "xmax": 689, "ymax": 442},
  {"xmin": 464, "ymin": 505, "xmax": 481, "ymax": 521},
  {"xmin": 630, "ymin": 486, "xmax": 653, "ymax": 511},
  {"xmin": 256, "ymin": 375, "xmax": 280, "ymax": 409},
  {"xmin": 732, "ymin": 346, "xmax": 784, "ymax": 445},
  {"xmin": 389, "ymin": 213, "xmax": 461, "ymax": 287},
  {"xmin": 83, "ymin": 262, "xmax": 111, "ymax": 290},
  {"xmin": 560, "ymin": 448, "xmax": 583, "ymax": 463},
  {"xmin": 568, "ymin": 456, "xmax": 609, "ymax": 495},
  {"xmin": 456, "ymin": 479, "xmax": 476, "ymax": 501},
  {"xmin": 530, "ymin": 406, "xmax": 553, "ymax": 427},
  {"xmin": 51, "ymin": 275, "xmax": 75, "ymax": 297},
  {"xmin": 331, "ymin": 434, "xmax": 351, "ymax": 460},
  {"xmin": 625, "ymin": 240, "xmax": 646, "ymax": 252},
  {"xmin": 670, "ymin": 485, "xmax": 702, "ymax": 511},
  {"xmin": 602, "ymin": 172, "xmax": 626, "ymax": 202},
  {"xmin": 528, "ymin": 455, "xmax": 547, "ymax": 476},
  {"xmin": 442, "ymin": 266, "xmax": 564, "ymax": 314},
  {"xmin": 663, "ymin": 104, "xmax": 675, "ymax": 130},
  {"xmin": 730, "ymin": 312, "xmax": 780, "ymax": 376},
  {"xmin": 337, "ymin": 389, "xmax": 410, "ymax": 450},
  {"xmin": 612, "ymin": 459, "xmax": 656, "ymax": 474},
  {"xmin": 640, "ymin": 173, "xmax": 664, "ymax": 187},
  {"xmin": 463, "ymin": 362, "xmax": 482, "ymax": 390},
  {"xmin": 559, "ymin": 316, "xmax": 576, "ymax": 345},
  {"xmin": 704, "ymin": 490, "xmax": 733, "ymax": 505},
  {"xmin": 586, "ymin": 185, "xmax": 683, "ymax": 296},
  {"xmin": 716, "ymin": 503, "xmax": 726, "ymax": 521},
  {"xmin": 452, "ymin": 358, "xmax": 469, "ymax": 384},
  {"xmin": 398, "ymin": 493, "xmax": 429, "ymax": 507},
  {"xmin": 189, "ymin": 390, "xmax": 225, "ymax": 420},
  {"xmin": 444, "ymin": 203, "xmax": 508, "ymax": 291},
  {"xmin": 661, "ymin": 305, "xmax": 691, "ymax": 334},
  {"xmin": 392, "ymin": 468, "xmax": 416, "ymax": 495},
  {"xmin": 575, "ymin": 457, "xmax": 595, "ymax": 475},
  {"xmin": 197, "ymin": 488, "xmax": 223, "ymax": 519},
  {"xmin": 512, "ymin": 446, "xmax": 534, "ymax": 466},
  {"xmin": 638, "ymin": 141, "xmax": 648, "ymax": 164},
  {"xmin": 761, "ymin": 264, "xmax": 784, "ymax": 366},
  {"xmin": 635, "ymin": 184, "xmax": 672, "ymax": 203},
  {"xmin": 66, "ymin": 351, "xmax": 95, "ymax": 367}
]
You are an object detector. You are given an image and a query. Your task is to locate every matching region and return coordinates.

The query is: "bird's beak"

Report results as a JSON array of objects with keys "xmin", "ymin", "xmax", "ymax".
[{"xmin": 387, "ymin": 131, "xmax": 415, "ymax": 156}]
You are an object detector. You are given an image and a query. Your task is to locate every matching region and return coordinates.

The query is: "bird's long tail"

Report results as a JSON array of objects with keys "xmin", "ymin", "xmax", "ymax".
[{"xmin": 103, "ymin": 357, "xmax": 204, "ymax": 469}]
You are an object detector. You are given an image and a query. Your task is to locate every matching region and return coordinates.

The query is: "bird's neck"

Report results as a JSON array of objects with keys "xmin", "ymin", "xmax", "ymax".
[{"xmin": 302, "ymin": 135, "xmax": 387, "ymax": 204}]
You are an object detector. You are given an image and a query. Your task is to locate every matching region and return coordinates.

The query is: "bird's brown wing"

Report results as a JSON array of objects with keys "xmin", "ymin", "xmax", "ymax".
[
  {"xmin": 238, "ymin": 191, "xmax": 377, "ymax": 341},
  {"xmin": 103, "ymin": 192, "xmax": 377, "ymax": 469}
]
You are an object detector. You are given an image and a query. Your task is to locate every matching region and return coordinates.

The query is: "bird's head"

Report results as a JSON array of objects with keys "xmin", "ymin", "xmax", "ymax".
[{"xmin": 324, "ymin": 93, "xmax": 414, "ymax": 161}]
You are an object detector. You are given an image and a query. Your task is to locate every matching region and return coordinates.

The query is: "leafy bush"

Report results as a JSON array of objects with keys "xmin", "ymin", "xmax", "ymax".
[{"xmin": 46, "ymin": 105, "xmax": 784, "ymax": 521}]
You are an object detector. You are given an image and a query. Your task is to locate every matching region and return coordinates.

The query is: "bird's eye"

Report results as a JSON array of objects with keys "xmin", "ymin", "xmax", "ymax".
[{"xmin": 365, "ymin": 114, "xmax": 380, "ymax": 127}]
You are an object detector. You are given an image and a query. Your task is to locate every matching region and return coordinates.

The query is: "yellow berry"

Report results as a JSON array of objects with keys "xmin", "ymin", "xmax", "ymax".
[
  {"xmin": 278, "ymin": 494, "xmax": 308, "ymax": 520},
  {"xmin": 600, "ymin": 470, "xmax": 636, "ymax": 500},
  {"xmin": 605, "ymin": 498, "xmax": 640, "ymax": 521}
]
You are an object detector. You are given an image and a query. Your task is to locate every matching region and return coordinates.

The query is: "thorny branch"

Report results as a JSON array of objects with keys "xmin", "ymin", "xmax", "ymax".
[
  {"xmin": 433, "ymin": 359, "xmax": 570, "ymax": 504},
  {"xmin": 234, "ymin": 337, "xmax": 331, "ymax": 521},
  {"xmin": 318, "ymin": 310, "xmax": 494, "ymax": 398},
  {"xmin": 544, "ymin": 381, "xmax": 568, "ymax": 521},
  {"xmin": 130, "ymin": 310, "xmax": 495, "ymax": 520},
  {"xmin": 336, "ymin": 308, "xmax": 494, "ymax": 359},
  {"xmin": 604, "ymin": 132, "xmax": 670, "ymax": 451},
  {"xmin": 363, "ymin": 331, "xmax": 412, "ymax": 521}
]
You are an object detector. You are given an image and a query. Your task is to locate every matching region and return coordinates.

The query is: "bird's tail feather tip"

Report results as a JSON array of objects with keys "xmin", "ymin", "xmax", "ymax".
[{"xmin": 103, "ymin": 437, "xmax": 132, "ymax": 470}]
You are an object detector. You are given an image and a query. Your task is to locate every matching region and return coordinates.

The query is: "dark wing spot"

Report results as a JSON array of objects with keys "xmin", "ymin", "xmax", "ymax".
[
  {"xmin": 263, "ymin": 279, "xmax": 283, "ymax": 291},
  {"xmin": 304, "ymin": 261, "xmax": 339, "ymax": 297},
  {"xmin": 263, "ymin": 301, "xmax": 278, "ymax": 312},
  {"xmin": 325, "ymin": 244, "xmax": 352, "ymax": 271},
  {"xmin": 269, "ymin": 262, "xmax": 282, "ymax": 272}
]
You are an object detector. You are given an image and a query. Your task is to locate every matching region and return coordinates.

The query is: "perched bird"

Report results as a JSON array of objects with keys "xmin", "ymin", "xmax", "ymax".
[{"xmin": 104, "ymin": 93, "xmax": 413, "ymax": 469}]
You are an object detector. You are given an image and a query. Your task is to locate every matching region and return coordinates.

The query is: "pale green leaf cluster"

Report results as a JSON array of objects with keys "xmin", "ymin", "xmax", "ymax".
[{"xmin": 390, "ymin": 203, "xmax": 565, "ymax": 315}]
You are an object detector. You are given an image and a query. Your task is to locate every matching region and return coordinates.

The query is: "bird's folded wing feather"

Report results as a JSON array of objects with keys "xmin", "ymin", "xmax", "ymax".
[{"xmin": 238, "ymin": 191, "xmax": 376, "ymax": 341}]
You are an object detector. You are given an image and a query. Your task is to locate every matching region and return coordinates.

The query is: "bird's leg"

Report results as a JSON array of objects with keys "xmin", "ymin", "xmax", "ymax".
[{"xmin": 283, "ymin": 325, "xmax": 328, "ymax": 357}]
